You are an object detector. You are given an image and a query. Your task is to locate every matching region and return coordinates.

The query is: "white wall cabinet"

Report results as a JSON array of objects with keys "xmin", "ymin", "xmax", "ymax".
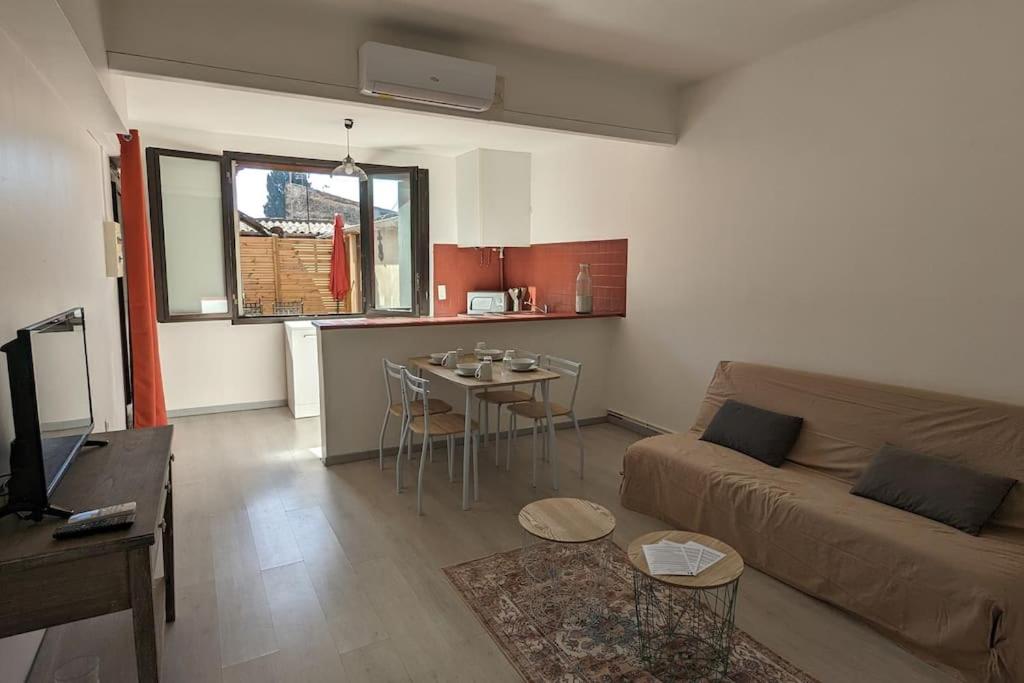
[{"xmin": 456, "ymin": 149, "xmax": 531, "ymax": 247}]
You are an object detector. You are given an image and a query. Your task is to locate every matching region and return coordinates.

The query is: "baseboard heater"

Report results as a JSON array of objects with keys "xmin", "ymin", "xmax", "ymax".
[{"xmin": 606, "ymin": 410, "xmax": 672, "ymax": 437}]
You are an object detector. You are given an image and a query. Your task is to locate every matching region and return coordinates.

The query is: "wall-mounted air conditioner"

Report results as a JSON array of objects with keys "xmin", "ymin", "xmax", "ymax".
[{"xmin": 358, "ymin": 42, "xmax": 497, "ymax": 113}]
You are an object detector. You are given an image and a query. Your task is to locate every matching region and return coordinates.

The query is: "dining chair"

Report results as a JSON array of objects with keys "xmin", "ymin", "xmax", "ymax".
[
  {"xmin": 477, "ymin": 351, "xmax": 542, "ymax": 467},
  {"xmin": 507, "ymin": 355, "xmax": 585, "ymax": 487},
  {"xmin": 379, "ymin": 359, "xmax": 452, "ymax": 472},
  {"xmin": 397, "ymin": 369, "xmax": 479, "ymax": 515}
]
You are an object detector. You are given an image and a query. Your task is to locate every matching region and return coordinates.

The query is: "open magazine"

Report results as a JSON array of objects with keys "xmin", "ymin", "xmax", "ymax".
[{"xmin": 641, "ymin": 539, "xmax": 725, "ymax": 576}]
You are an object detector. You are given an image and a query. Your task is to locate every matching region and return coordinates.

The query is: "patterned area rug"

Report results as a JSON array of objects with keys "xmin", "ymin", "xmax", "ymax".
[{"xmin": 444, "ymin": 539, "xmax": 818, "ymax": 682}]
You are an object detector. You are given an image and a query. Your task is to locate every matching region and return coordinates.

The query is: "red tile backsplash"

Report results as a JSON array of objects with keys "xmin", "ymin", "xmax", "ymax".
[
  {"xmin": 433, "ymin": 239, "xmax": 627, "ymax": 316},
  {"xmin": 432, "ymin": 245, "xmax": 502, "ymax": 316}
]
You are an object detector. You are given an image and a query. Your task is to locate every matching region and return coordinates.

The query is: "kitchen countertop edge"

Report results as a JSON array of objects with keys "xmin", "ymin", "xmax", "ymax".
[{"xmin": 314, "ymin": 311, "xmax": 624, "ymax": 331}]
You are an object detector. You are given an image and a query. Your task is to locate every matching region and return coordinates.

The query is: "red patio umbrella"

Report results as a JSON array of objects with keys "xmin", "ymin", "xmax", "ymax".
[{"xmin": 329, "ymin": 213, "xmax": 350, "ymax": 302}]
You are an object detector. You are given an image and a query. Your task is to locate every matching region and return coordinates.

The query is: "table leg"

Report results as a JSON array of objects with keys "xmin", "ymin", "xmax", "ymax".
[
  {"xmin": 162, "ymin": 461, "xmax": 175, "ymax": 623},
  {"xmin": 542, "ymin": 379, "xmax": 558, "ymax": 491},
  {"xmin": 462, "ymin": 389, "xmax": 472, "ymax": 510},
  {"xmin": 128, "ymin": 546, "xmax": 159, "ymax": 682}
]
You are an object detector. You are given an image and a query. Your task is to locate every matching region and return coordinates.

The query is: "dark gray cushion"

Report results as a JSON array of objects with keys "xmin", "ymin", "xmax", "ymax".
[
  {"xmin": 850, "ymin": 444, "xmax": 1017, "ymax": 535},
  {"xmin": 699, "ymin": 399, "xmax": 804, "ymax": 467}
]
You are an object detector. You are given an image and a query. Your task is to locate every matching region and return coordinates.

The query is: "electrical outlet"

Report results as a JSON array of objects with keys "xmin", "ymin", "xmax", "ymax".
[{"xmin": 437, "ymin": 284, "xmax": 447, "ymax": 301}]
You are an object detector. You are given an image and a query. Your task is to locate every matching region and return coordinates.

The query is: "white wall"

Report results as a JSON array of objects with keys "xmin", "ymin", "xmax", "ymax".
[
  {"xmin": 138, "ymin": 126, "xmax": 457, "ymax": 412},
  {"xmin": 531, "ymin": 0, "xmax": 1024, "ymax": 432},
  {"xmin": 0, "ymin": 27, "xmax": 125, "ymax": 461},
  {"xmin": 0, "ymin": 18, "xmax": 124, "ymax": 683}
]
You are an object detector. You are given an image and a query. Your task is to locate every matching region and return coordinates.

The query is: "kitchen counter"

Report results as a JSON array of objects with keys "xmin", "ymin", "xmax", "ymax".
[
  {"xmin": 314, "ymin": 311, "xmax": 624, "ymax": 331},
  {"xmin": 315, "ymin": 312, "xmax": 617, "ymax": 463}
]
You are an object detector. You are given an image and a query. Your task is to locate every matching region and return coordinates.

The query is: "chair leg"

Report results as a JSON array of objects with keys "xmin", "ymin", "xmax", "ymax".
[
  {"xmin": 495, "ymin": 407, "xmax": 502, "ymax": 467},
  {"xmin": 428, "ymin": 436, "xmax": 434, "ymax": 464},
  {"xmin": 417, "ymin": 434, "xmax": 429, "ymax": 515},
  {"xmin": 395, "ymin": 419, "xmax": 408, "ymax": 493},
  {"xmin": 447, "ymin": 435, "xmax": 454, "ymax": 482},
  {"xmin": 379, "ymin": 410, "xmax": 390, "ymax": 471},
  {"xmin": 483, "ymin": 403, "xmax": 489, "ymax": 450},
  {"xmin": 531, "ymin": 421, "xmax": 538, "ymax": 489},
  {"xmin": 572, "ymin": 412, "xmax": 585, "ymax": 479},
  {"xmin": 407, "ymin": 422, "xmax": 414, "ymax": 467},
  {"xmin": 542, "ymin": 419, "xmax": 549, "ymax": 463},
  {"xmin": 506, "ymin": 414, "xmax": 514, "ymax": 471},
  {"xmin": 473, "ymin": 431, "xmax": 480, "ymax": 502}
]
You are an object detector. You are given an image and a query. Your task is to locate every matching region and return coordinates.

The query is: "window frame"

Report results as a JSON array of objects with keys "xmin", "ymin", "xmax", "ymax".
[
  {"xmin": 222, "ymin": 151, "xmax": 430, "ymax": 324},
  {"xmin": 359, "ymin": 165, "xmax": 430, "ymax": 318},
  {"xmin": 147, "ymin": 147, "xmax": 430, "ymax": 325},
  {"xmin": 146, "ymin": 147, "xmax": 234, "ymax": 323}
]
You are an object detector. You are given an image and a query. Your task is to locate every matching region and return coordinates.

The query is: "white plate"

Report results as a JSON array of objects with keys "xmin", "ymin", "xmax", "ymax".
[
  {"xmin": 509, "ymin": 366, "xmax": 537, "ymax": 373},
  {"xmin": 455, "ymin": 368, "xmax": 477, "ymax": 377}
]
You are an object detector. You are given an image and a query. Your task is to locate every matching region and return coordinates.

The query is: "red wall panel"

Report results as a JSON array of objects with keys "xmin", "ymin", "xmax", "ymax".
[{"xmin": 432, "ymin": 245, "xmax": 501, "ymax": 316}]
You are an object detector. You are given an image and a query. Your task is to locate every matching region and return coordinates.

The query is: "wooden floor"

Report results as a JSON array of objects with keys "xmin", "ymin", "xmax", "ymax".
[{"xmin": 29, "ymin": 408, "xmax": 954, "ymax": 682}]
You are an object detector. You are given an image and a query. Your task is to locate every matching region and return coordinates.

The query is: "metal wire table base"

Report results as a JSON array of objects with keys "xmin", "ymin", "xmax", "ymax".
[
  {"xmin": 520, "ymin": 532, "xmax": 616, "ymax": 627},
  {"xmin": 633, "ymin": 569, "xmax": 739, "ymax": 681}
]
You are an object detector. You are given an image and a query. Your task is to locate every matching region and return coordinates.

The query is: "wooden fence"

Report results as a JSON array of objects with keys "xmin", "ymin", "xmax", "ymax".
[{"xmin": 238, "ymin": 235, "xmax": 361, "ymax": 315}]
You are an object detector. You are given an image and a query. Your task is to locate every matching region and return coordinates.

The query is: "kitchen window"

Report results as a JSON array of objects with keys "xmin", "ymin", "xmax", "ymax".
[{"xmin": 147, "ymin": 148, "xmax": 429, "ymax": 323}]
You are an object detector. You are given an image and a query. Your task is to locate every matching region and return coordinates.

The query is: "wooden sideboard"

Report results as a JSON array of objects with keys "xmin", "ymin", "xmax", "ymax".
[{"xmin": 0, "ymin": 426, "xmax": 175, "ymax": 682}]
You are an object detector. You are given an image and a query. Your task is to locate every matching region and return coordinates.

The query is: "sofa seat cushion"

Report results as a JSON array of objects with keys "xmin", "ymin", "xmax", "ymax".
[{"xmin": 621, "ymin": 432, "xmax": 1024, "ymax": 681}]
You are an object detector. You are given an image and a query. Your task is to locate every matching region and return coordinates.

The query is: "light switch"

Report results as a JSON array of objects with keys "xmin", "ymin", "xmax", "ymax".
[
  {"xmin": 103, "ymin": 220, "xmax": 123, "ymax": 278},
  {"xmin": 437, "ymin": 284, "xmax": 447, "ymax": 301}
]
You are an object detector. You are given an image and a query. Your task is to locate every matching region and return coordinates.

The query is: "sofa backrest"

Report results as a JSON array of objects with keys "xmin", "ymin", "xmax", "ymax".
[{"xmin": 692, "ymin": 361, "xmax": 1024, "ymax": 530}]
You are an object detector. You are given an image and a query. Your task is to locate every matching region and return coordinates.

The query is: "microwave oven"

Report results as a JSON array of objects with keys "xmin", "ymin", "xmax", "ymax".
[{"xmin": 466, "ymin": 291, "xmax": 508, "ymax": 315}]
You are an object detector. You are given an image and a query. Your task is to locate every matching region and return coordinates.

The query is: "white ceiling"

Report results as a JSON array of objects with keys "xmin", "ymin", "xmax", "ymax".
[
  {"xmin": 124, "ymin": 75, "xmax": 588, "ymax": 156},
  {"xmin": 305, "ymin": 0, "xmax": 910, "ymax": 81},
  {"xmin": 124, "ymin": 2, "xmax": 911, "ymax": 154}
]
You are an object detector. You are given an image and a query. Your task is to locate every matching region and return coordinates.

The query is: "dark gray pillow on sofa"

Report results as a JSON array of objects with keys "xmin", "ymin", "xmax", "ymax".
[
  {"xmin": 850, "ymin": 444, "xmax": 1016, "ymax": 535},
  {"xmin": 699, "ymin": 399, "xmax": 804, "ymax": 467}
]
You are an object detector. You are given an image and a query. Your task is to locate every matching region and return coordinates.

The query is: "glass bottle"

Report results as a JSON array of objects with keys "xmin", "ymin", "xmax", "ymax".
[{"xmin": 575, "ymin": 263, "xmax": 593, "ymax": 314}]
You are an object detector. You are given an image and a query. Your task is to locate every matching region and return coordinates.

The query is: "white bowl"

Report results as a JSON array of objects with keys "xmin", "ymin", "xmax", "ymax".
[
  {"xmin": 509, "ymin": 358, "xmax": 536, "ymax": 370},
  {"xmin": 429, "ymin": 352, "xmax": 447, "ymax": 363},
  {"xmin": 456, "ymin": 362, "xmax": 480, "ymax": 372},
  {"xmin": 474, "ymin": 348, "xmax": 503, "ymax": 360}
]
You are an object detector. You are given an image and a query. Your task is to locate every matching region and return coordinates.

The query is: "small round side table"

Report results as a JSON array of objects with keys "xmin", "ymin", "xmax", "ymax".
[
  {"xmin": 627, "ymin": 530, "xmax": 744, "ymax": 680},
  {"xmin": 518, "ymin": 498, "xmax": 616, "ymax": 624}
]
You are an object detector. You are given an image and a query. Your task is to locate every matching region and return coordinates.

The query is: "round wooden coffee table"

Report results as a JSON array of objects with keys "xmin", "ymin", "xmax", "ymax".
[
  {"xmin": 627, "ymin": 530, "xmax": 744, "ymax": 680},
  {"xmin": 518, "ymin": 498, "xmax": 616, "ymax": 625},
  {"xmin": 518, "ymin": 497, "xmax": 616, "ymax": 543}
]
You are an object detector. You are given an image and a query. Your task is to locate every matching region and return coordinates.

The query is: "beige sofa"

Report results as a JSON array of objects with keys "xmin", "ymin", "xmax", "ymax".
[{"xmin": 620, "ymin": 361, "xmax": 1024, "ymax": 682}]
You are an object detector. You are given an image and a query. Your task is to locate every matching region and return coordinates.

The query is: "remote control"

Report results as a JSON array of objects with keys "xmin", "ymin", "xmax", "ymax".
[{"xmin": 53, "ymin": 502, "xmax": 137, "ymax": 540}]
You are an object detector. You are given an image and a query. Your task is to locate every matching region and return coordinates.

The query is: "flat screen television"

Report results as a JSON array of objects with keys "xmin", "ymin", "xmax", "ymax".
[{"xmin": 1, "ymin": 307, "xmax": 103, "ymax": 520}]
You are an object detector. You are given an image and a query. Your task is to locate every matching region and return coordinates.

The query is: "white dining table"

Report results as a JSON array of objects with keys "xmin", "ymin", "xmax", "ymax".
[{"xmin": 408, "ymin": 355, "xmax": 562, "ymax": 510}]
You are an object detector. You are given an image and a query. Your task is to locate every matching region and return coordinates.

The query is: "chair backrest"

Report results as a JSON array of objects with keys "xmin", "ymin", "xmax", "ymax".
[
  {"xmin": 382, "ymin": 359, "xmax": 405, "ymax": 405},
  {"xmin": 542, "ymin": 355, "xmax": 582, "ymax": 410},
  {"xmin": 399, "ymin": 368, "xmax": 433, "ymax": 424},
  {"xmin": 512, "ymin": 351, "xmax": 544, "ymax": 398}
]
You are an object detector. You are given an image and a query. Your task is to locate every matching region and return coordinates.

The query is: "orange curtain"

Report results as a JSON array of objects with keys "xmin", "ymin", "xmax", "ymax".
[{"xmin": 118, "ymin": 130, "xmax": 168, "ymax": 427}]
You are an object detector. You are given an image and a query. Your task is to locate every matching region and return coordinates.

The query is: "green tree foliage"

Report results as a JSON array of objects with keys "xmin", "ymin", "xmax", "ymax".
[{"xmin": 263, "ymin": 170, "xmax": 309, "ymax": 217}]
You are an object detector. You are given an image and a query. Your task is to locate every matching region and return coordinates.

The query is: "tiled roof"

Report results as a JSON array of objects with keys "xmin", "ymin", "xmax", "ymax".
[{"xmin": 239, "ymin": 216, "xmax": 399, "ymax": 238}]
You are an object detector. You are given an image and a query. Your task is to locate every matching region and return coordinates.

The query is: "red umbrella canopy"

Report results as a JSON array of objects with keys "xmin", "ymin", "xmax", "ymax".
[{"xmin": 329, "ymin": 213, "xmax": 350, "ymax": 301}]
